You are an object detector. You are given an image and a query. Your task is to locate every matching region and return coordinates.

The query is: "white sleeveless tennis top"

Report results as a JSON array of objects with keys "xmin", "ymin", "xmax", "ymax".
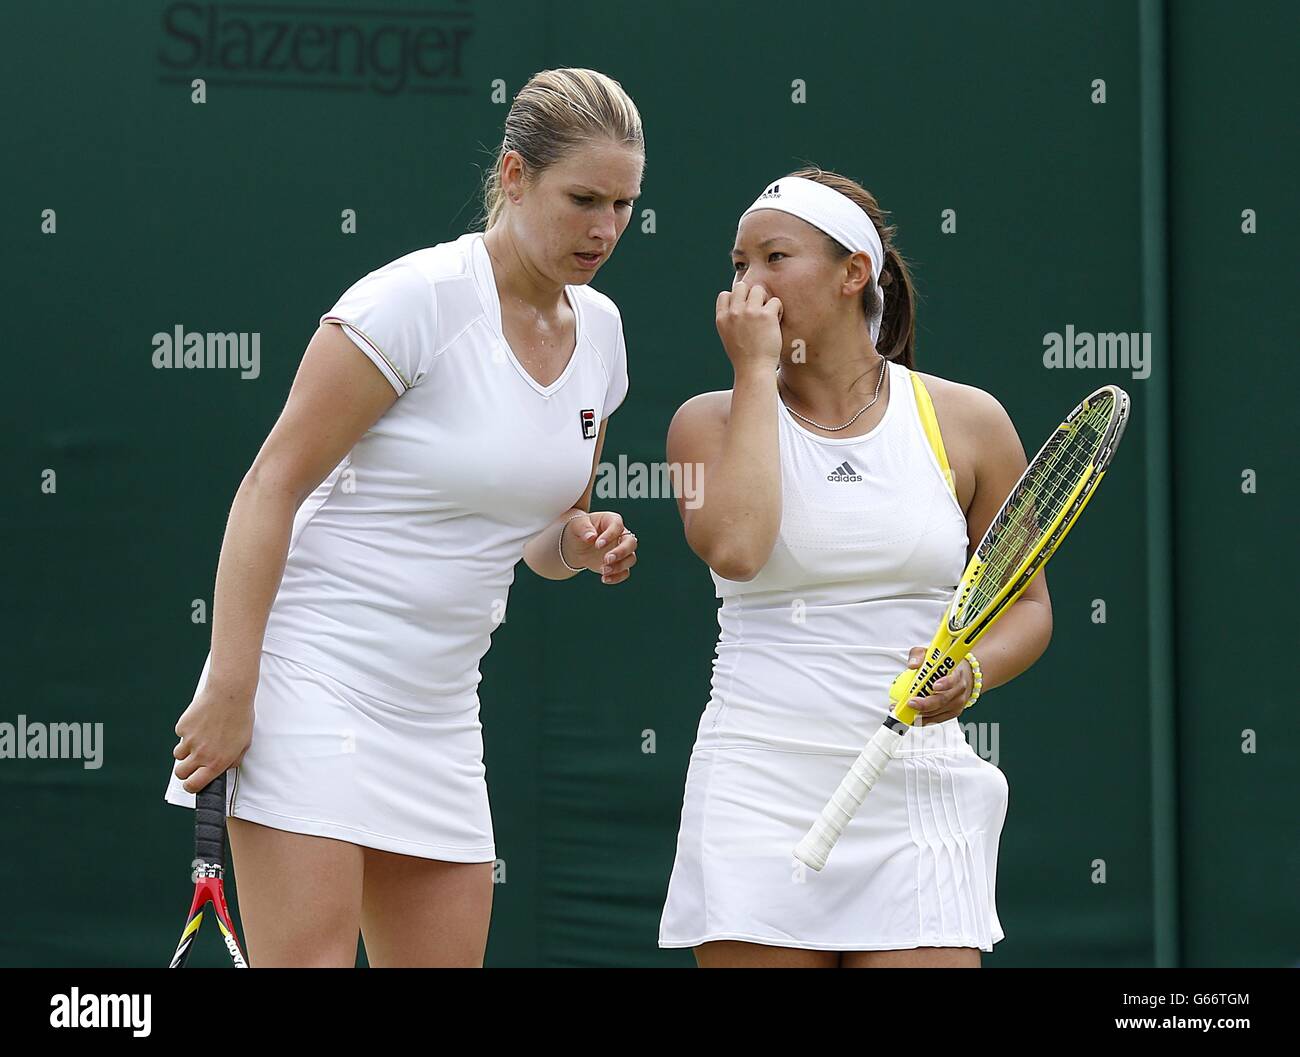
[{"xmin": 704, "ymin": 360, "xmax": 969, "ymax": 753}]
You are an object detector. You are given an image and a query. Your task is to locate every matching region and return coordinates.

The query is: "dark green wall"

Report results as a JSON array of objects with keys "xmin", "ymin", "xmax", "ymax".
[{"xmin": 1, "ymin": 0, "xmax": 1293, "ymax": 967}]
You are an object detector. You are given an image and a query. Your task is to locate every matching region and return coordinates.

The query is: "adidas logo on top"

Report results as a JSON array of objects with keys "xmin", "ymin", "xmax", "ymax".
[
  {"xmin": 756, "ymin": 182, "xmax": 781, "ymax": 201},
  {"xmin": 827, "ymin": 460, "xmax": 863, "ymax": 482}
]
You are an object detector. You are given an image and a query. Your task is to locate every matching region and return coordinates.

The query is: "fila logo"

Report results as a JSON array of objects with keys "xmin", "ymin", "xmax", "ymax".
[
  {"xmin": 826, "ymin": 460, "xmax": 862, "ymax": 482},
  {"xmin": 756, "ymin": 182, "xmax": 781, "ymax": 201},
  {"xmin": 579, "ymin": 408, "xmax": 598, "ymax": 439}
]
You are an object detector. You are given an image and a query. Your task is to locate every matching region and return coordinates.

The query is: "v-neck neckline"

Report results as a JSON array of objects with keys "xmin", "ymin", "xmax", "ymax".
[{"xmin": 471, "ymin": 232, "xmax": 583, "ymax": 397}]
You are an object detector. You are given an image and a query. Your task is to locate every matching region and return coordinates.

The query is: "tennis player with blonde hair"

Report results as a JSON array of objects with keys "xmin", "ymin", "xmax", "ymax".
[
  {"xmin": 164, "ymin": 68, "xmax": 643, "ymax": 967},
  {"xmin": 659, "ymin": 169, "xmax": 1053, "ymax": 967}
]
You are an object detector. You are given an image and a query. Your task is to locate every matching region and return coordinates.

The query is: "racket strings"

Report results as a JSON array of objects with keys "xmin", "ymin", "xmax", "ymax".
[{"xmin": 952, "ymin": 396, "xmax": 1115, "ymax": 629}]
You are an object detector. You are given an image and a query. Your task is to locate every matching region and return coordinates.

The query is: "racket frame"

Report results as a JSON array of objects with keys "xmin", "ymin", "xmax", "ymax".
[{"xmin": 892, "ymin": 385, "xmax": 1128, "ymax": 725}]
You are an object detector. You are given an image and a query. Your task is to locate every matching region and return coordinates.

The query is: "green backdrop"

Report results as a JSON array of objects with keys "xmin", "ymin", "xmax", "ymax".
[{"xmin": 2, "ymin": 0, "xmax": 1294, "ymax": 967}]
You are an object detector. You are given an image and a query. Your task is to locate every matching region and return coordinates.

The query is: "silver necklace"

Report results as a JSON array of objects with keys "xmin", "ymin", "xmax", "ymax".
[{"xmin": 778, "ymin": 356, "xmax": 888, "ymax": 432}]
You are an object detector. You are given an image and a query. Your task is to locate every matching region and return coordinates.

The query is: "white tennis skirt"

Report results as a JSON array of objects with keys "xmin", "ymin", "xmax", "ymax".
[
  {"xmin": 658, "ymin": 718, "xmax": 1008, "ymax": 952},
  {"xmin": 162, "ymin": 650, "xmax": 495, "ymax": 863}
]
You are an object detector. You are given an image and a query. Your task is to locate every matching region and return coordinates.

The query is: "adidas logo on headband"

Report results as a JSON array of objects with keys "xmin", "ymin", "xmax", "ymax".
[{"xmin": 756, "ymin": 183, "xmax": 781, "ymax": 201}]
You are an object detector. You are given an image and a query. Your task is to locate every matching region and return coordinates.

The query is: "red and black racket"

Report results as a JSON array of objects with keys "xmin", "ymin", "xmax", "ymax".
[{"xmin": 169, "ymin": 772, "xmax": 248, "ymax": 968}]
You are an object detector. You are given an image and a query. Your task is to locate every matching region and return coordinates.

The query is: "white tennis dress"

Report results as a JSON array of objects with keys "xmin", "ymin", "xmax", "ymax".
[
  {"xmin": 658, "ymin": 360, "xmax": 1008, "ymax": 952},
  {"xmin": 163, "ymin": 231, "xmax": 628, "ymax": 862}
]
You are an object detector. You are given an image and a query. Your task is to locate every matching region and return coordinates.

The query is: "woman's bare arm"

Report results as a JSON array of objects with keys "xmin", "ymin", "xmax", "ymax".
[
  {"xmin": 665, "ymin": 281, "xmax": 786, "ymax": 582},
  {"xmin": 666, "ymin": 370, "xmax": 782, "ymax": 582},
  {"xmin": 954, "ymin": 389, "xmax": 1053, "ymax": 693},
  {"xmin": 203, "ymin": 323, "xmax": 401, "ymax": 695},
  {"xmin": 899, "ymin": 385, "xmax": 1055, "ymax": 726}
]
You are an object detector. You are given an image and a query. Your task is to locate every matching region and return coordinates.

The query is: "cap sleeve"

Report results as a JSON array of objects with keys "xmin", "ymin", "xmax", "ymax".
[
  {"xmin": 320, "ymin": 262, "xmax": 436, "ymax": 395},
  {"xmin": 602, "ymin": 315, "xmax": 629, "ymax": 419}
]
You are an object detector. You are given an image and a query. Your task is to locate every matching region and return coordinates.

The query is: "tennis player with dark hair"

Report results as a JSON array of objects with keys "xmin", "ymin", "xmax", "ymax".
[
  {"xmin": 659, "ymin": 170, "xmax": 1052, "ymax": 967},
  {"xmin": 164, "ymin": 68, "xmax": 643, "ymax": 967}
]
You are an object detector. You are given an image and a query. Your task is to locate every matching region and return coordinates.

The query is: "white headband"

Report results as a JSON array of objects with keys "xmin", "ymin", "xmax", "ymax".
[{"xmin": 739, "ymin": 176, "xmax": 886, "ymax": 342}]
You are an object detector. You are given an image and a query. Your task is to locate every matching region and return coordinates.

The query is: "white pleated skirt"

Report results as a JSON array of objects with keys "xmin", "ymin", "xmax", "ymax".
[
  {"xmin": 658, "ymin": 719, "xmax": 1008, "ymax": 952},
  {"xmin": 162, "ymin": 650, "xmax": 495, "ymax": 863}
]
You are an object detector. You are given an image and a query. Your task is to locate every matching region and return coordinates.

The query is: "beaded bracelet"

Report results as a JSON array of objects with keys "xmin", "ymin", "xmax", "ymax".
[
  {"xmin": 963, "ymin": 653, "xmax": 983, "ymax": 710},
  {"xmin": 558, "ymin": 513, "xmax": 589, "ymax": 574}
]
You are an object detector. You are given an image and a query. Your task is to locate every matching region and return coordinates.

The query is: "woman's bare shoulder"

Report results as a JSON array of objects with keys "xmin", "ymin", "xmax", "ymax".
[
  {"xmin": 670, "ymin": 389, "xmax": 734, "ymax": 429},
  {"xmin": 666, "ymin": 390, "xmax": 733, "ymax": 463},
  {"xmin": 912, "ymin": 371, "xmax": 1011, "ymax": 434},
  {"xmin": 912, "ymin": 370, "xmax": 1023, "ymax": 514}
]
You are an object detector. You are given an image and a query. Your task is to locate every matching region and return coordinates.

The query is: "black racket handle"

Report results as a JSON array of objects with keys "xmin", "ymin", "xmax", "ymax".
[{"xmin": 194, "ymin": 772, "xmax": 227, "ymax": 867}]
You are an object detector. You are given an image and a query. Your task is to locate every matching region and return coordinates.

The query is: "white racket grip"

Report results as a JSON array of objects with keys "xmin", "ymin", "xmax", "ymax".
[{"xmin": 794, "ymin": 722, "xmax": 907, "ymax": 871}]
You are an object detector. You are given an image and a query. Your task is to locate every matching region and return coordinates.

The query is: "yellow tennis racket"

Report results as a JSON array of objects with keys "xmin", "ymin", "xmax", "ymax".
[{"xmin": 794, "ymin": 383, "xmax": 1131, "ymax": 871}]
